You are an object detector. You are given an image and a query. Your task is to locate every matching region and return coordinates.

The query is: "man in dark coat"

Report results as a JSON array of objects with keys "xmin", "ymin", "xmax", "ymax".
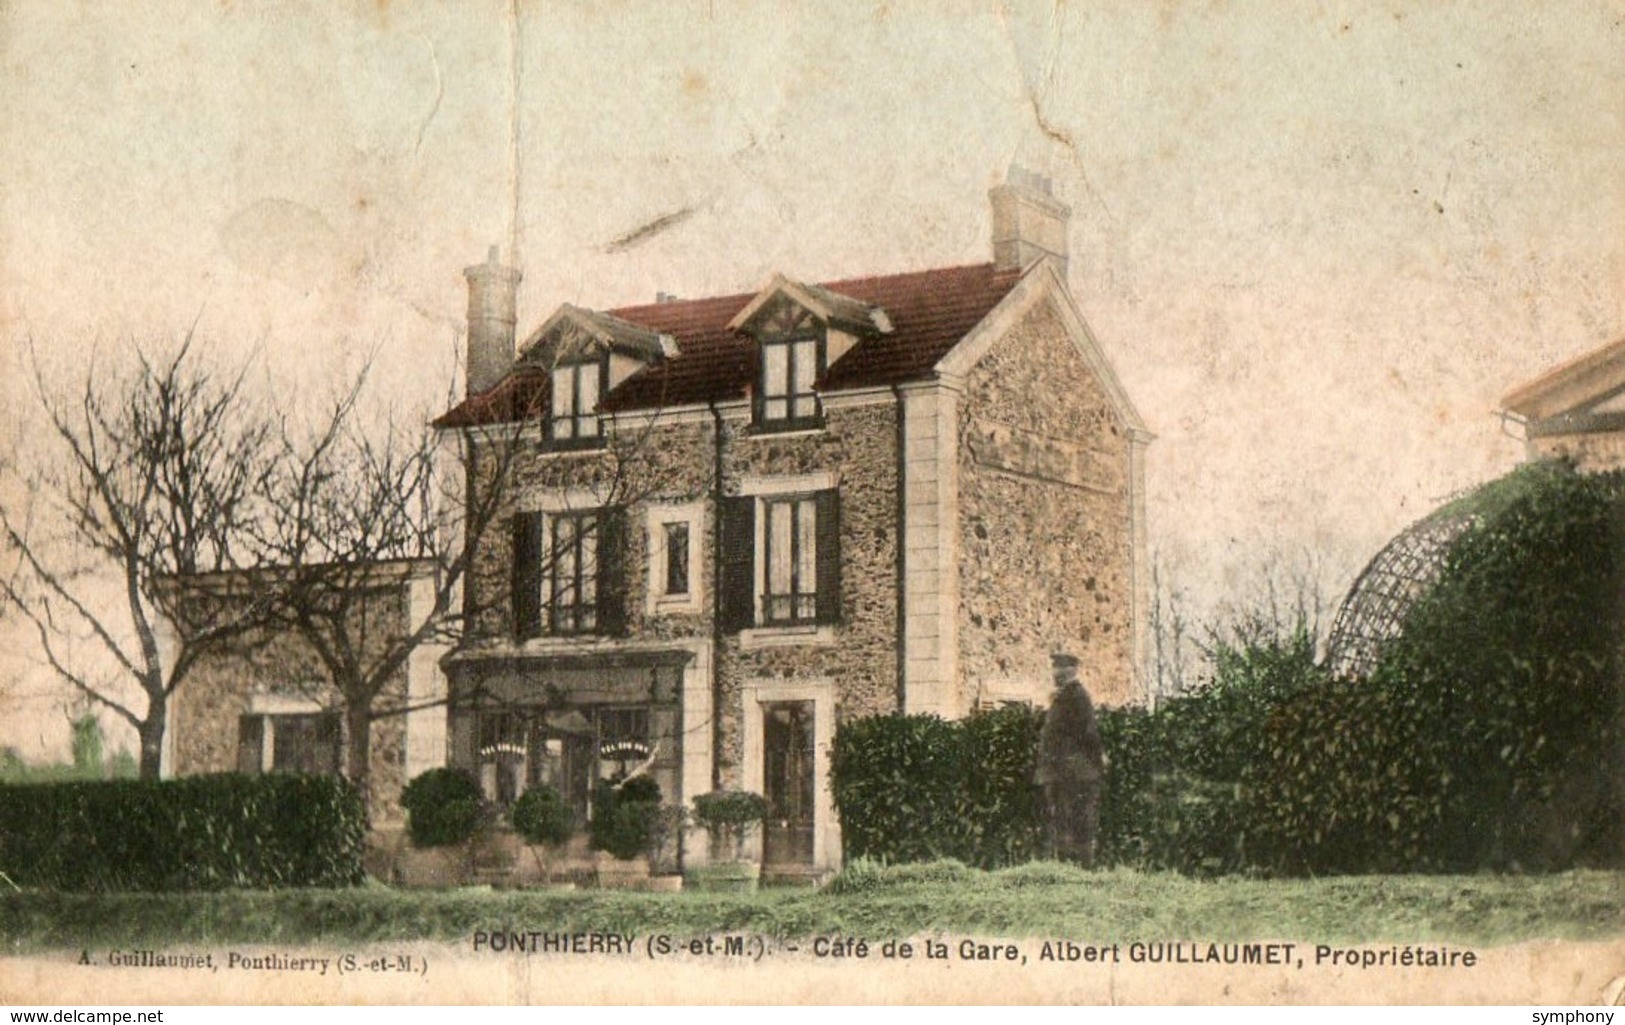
[{"xmin": 1036, "ymin": 652, "xmax": 1106, "ymax": 866}]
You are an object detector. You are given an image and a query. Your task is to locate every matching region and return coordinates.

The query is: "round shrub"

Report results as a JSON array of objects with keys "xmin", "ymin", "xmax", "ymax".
[
  {"xmin": 510, "ymin": 784, "xmax": 574, "ymax": 846},
  {"xmin": 590, "ymin": 775, "xmax": 663, "ymax": 860},
  {"xmin": 400, "ymin": 768, "xmax": 483, "ymax": 848}
]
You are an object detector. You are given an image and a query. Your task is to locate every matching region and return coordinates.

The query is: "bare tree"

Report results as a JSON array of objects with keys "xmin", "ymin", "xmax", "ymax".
[
  {"xmin": 0, "ymin": 337, "xmax": 277, "ymax": 778},
  {"xmin": 1147, "ymin": 550, "xmax": 1199, "ymax": 702},
  {"xmin": 251, "ymin": 356, "xmax": 554, "ymax": 808},
  {"xmin": 257, "ymin": 352, "xmax": 677, "ymax": 810},
  {"xmin": 1148, "ymin": 541, "xmax": 1337, "ymax": 700}
]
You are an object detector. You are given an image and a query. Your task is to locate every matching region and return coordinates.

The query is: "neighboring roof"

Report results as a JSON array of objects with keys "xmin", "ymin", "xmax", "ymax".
[
  {"xmin": 436, "ymin": 263, "xmax": 1023, "ymax": 427},
  {"xmin": 1501, "ymin": 336, "xmax": 1625, "ymax": 422}
]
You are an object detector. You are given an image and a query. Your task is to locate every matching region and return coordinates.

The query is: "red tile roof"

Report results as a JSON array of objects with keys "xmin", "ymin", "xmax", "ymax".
[{"xmin": 436, "ymin": 262, "xmax": 1022, "ymax": 427}]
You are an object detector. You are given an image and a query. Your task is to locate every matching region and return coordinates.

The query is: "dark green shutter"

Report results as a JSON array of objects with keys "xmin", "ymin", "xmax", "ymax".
[
  {"xmin": 237, "ymin": 715, "xmax": 264, "ymax": 774},
  {"xmin": 596, "ymin": 505, "xmax": 629, "ymax": 636},
  {"xmin": 815, "ymin": 488, "xmax": 842, "ymax": 625},
  {"xmin": 512, "ymin": 511, "xmax": 544, "ymax": 640},
  {"xmin": 719, "ymin": 495, "xmax": 756, "ymax": 632}
]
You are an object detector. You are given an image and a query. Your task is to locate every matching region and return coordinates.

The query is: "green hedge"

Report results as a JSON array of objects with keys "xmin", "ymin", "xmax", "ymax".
[
  {"xmin": 1092, "ymin": 621, "xmax": 1324, "ymax": 875},
  {"xmin": 0, "ymin": 773, "xmax": 365, "ymax": 891},
  {"xmin": 1251, "ymin": 463, "xmax": 1625, "ymax": 875},
  {"xmin": 831, "ymin": 465, "xmax": 1624, "ymax": 878},
  {"xmin": 830, "ymin": 705, "xmax": 1044, "ymax": 869},
  {"xmin": 1095, "ymin": 706, "xmax": 1236, "ymax": 874},
  {"xmin": 831, "ymin": 702, "xmax": 1257, "ymax": 874}
]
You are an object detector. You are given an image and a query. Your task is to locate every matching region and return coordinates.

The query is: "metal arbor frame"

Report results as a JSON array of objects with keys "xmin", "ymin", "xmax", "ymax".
[{"xmin": 1324, "ymin": 503, "xmax": 1479, "ymax": 679}]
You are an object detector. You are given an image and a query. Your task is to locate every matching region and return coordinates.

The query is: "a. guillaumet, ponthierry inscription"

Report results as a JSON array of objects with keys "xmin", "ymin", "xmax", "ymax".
[{"xmin": 85, "ymin": 950, "xmax": 427, "ymax": 978}]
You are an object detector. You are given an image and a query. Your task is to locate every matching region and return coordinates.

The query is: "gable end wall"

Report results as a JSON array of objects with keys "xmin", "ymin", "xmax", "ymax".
[{"xmin": 956, "ymin": 297, "xmax": 1138, "ymax": 709}]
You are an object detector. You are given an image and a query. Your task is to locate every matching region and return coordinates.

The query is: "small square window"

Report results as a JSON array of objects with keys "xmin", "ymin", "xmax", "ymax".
[{"xmin": 645, "ymin": 502, "xmax": 704, "ymax": 616}]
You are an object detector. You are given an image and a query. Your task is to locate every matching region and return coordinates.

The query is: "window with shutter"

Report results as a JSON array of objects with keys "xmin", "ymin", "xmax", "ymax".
[
  {"xmin": 762, "ymin": 495, "xmax": 819, "ymax": 626},
  {"xmin": 513, "ymin": 506, "xmax": 627, "ymax": 638},
  {"xmin": 724, "ymin": 487, "xmax": 842, "ymax": 633},
  {"xmin": 547, "ymin": 510, "xmax": 599, "ymax": 635}
]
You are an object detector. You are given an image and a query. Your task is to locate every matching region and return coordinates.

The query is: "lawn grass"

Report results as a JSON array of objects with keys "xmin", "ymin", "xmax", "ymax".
[{"xmin": 3, "ymin": 862, "xmax": 1620, "ymax": 953}]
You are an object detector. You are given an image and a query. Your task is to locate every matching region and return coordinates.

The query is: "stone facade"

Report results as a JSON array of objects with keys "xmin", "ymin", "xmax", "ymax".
[
  {"xmin": 164, "ymin": 187, "xmax": 1150, "ymax": 882},
  {"xmin": 437, "ymin": 257, "xmax": 1147, "ymax": 876},
  {"xmin": 162, "ymin": 176, "xmax": 1150, "ymax": 873},
  {"xmin": 403, "ymin": 172, "xmax": 1144, "ymax": 877},
  {"xmin": 166, "ymin": 566, "xmax": 444, "ymax": 823},
  {"xmin": 956, "ymin": 298, "xmax": 1139, "ymax": 709}
]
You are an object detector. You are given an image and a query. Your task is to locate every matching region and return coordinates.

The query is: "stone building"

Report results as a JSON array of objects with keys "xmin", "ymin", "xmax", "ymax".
[
  {"xmin": 164, "ymin": 561, "xmax": 449, "ymax": 823},
  {"xmin": 1501, "ymin": 335, "xmax": 1625, "ymax": 471},
  {"xmin": 433, "ymin": 170, "xmax": 1150, "ymax": 877}
]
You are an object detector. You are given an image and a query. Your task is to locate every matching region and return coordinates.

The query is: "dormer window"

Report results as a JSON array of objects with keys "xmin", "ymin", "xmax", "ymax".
[
  {"xmin": 758, "ymin": 333, "xmax": 823, "ymax": 431},
  {"xmin": 515, "ymin": 304, "xmax": 671, "ymax": 449},
  {"xmin": 549, "ymin": 359, "xmax": 604, "ymax": 447},
  {"xmin": 728, "ymin": 274, "xmax": 892, "ymax": 435}
]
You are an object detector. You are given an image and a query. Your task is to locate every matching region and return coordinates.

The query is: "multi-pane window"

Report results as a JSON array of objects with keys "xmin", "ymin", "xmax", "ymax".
[
  {"xmin": 548, "ymin": 511, "xmax": 599, "ymax": 635},
  {"xmin": 758, "ymin": 335, "xmax": 821, "ymax": 428},
  {"xmin": 550, "ymin": 361, "xmax": 603, "ymax": 443},
  {"xmin": 663, "ymin": 522, "xmax": 690, "ymax": 596},
  {"xmin": 514, "ymin": 507, "xmax": 627, "ymax": 640},
  {"xmin": 477, "ymin": 710, "xmax": 531, "ymax": 806},
  {"xmin": 762, "ymin": 495, "xmax": 819, "ymax": 625},
  {"xmin": 237, "ymin": 712, "xmax": 341, "ymax": 776},
  {"xmin": 719, "ymin": 489, "xmax": 840, "ymax": 633}
]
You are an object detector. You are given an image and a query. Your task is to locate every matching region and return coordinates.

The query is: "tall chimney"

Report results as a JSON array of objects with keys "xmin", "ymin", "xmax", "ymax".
[
  {"xmin": 989, "ymin": 166, "xmax": 1070, "ymax": 275},
  {"xmin": 463, "ymin": 245, "xmax": 522, "ymax": 396}
]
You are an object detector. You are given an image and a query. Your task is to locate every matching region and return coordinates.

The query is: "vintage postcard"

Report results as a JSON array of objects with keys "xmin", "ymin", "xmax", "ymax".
[{"xmin": 1, "ymin": 0, "xmax": 1621, "ymax": 1007}]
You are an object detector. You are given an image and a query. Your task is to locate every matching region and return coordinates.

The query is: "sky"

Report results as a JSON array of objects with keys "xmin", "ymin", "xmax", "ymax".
[{"xmin": 2, "ymin": 0, "xmax": 1622, "ymax": 756}]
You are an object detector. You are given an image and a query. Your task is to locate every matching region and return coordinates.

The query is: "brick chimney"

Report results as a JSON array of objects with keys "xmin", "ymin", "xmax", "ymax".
[
  {"xmin": 463, "ymin": 245, "xmax": 522, "ymax": 396},
  {"xmin": 990, "ymin": 166, "xmax": 1070, "ymax": 275}
]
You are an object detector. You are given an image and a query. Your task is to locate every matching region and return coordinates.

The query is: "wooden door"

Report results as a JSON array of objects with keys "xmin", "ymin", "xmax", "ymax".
[{"xmin": 762, "ymin": 701, "xmax": 815, "ymax": 867}]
